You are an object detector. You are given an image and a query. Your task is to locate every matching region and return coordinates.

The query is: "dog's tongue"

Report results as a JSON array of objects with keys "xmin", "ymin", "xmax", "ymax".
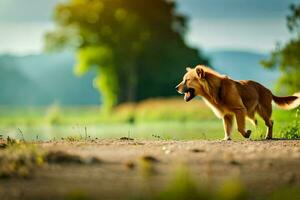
[{"xmin": 184, "ymin": 92, "xmax": 190, "ymax": 101}]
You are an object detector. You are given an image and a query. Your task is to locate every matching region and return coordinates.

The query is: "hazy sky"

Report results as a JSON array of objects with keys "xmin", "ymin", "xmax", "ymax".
[{"xmin": 0, "ymin": 0, "xmax": 300, "ymax": 54}]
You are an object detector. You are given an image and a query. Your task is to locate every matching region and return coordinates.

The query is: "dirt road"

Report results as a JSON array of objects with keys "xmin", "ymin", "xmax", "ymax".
[{"xmin": 1, "ymin": 139, "xmax": 300, "ymax": 200}]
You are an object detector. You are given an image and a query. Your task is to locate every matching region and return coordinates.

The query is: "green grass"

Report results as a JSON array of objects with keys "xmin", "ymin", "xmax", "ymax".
[
  {"xmin": 0, "ymin": 98, "xmax": 298, "ymax": 141},
  {"xmin": 279, "ymin": 109, "xmax": 300, "ymax": 139}
]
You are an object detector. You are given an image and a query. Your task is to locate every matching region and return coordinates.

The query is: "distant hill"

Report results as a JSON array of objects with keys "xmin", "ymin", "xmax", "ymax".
[
  {"xmin": 0, "ymin": 53, "xmax": 100, "ymax": 106},
  {"xmin": 208, "ymin": 50, "xmax": 280, "ymax": 89}
]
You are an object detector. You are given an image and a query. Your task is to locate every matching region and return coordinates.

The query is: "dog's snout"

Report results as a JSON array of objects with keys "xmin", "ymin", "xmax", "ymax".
[{"xmin": 176, "ymin": 83, "xmax": 185, "ymax": 94}]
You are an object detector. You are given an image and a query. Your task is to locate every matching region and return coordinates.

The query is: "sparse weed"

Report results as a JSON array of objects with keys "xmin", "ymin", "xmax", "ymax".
[
  {"xmin": 152, "ymin": 134, "xmax": 164, "ymax": 140},
  {"xmin": 0, "ymin": 137, "xmax": 102, "ymax": 179},
  {"xmin": 63, "ymin": 136, "xmax": 86, "ymax": 142},
  {"xmin": 0, "ymin": 142, "xmax": 45, "ymax": 179}
]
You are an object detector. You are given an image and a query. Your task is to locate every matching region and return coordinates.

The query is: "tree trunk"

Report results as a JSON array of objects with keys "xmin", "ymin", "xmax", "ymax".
[{"xmin": 117, "ymin": 65, "xmax": 137, "ymax": 104}]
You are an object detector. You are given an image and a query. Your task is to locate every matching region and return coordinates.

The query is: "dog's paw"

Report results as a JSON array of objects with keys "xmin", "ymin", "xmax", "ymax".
[
  {"xmin": 222, "ymin": 137, "xmax": 232, "ymax": 141},
  {"xmin": 265, "ymin": 136, "xmax": 273, "ymax": 140},
  {"xmin": 244, "ymin": 130, "xmax": 252, "ymax": 138}
]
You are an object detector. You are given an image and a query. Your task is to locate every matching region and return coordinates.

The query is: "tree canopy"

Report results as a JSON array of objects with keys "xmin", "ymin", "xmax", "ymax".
[
  {"xmin": 262, "ymin": 4, "xmax": 300, "ymax": 94},
  {"xmin": 45, "ymin": 0, "xmax": 208, "ymax": 110}
]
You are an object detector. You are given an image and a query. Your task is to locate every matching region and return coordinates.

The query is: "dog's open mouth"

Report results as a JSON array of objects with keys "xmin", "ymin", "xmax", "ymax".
[{"xmin": 184, "ymin": 88, "xmax": 195, "ymax": 102}]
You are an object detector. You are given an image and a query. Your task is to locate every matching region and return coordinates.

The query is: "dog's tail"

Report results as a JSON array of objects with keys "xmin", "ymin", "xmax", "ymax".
[{"xmin": 272, "ymin": 92, "xmax": 300, "ymax": 110}]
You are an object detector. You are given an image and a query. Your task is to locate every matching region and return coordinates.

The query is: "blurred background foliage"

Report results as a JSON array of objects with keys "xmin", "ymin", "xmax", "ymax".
[
  {"xmin": 45, "ymin": 0, "xmax": 208, "ymax": 110},
  {"xmin": 262, "ymin": 4, "xmax": 300, "ymax": 94}
]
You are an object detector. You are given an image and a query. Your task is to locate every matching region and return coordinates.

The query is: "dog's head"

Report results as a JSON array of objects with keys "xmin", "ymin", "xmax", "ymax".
[{"xmin": 175, "ymin": 66, "xmax": 206, "ymax": 102}]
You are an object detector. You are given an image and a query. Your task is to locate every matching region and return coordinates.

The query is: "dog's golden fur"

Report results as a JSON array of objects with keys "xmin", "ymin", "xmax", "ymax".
[{"xmin": 176, "ymin": 65, "xmax": 300, "ymax": 140}]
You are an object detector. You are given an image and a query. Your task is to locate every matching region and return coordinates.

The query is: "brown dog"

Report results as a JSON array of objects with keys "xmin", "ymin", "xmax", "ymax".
[{"xmin": 176, "ymin": 65, "xmax": 300, "ymax": 140}]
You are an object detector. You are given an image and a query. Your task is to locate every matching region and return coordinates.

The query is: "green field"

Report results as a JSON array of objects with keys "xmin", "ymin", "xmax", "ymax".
[{"xmin": 0, "ymin": 98, "xmax": 297, "ymax": 141}]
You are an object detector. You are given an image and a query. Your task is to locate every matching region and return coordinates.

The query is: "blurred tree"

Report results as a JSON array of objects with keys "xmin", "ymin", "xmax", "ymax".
[
  {"xmin": 45, "ymin": 0, "xmax": 208, "ymax": 110},
  {"xmin": 261, "ymin": 4, "xmax": 300, "ymax": 94}
]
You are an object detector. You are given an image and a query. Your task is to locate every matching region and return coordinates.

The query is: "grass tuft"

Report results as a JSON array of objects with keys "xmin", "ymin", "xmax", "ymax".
[
  {"xmin": 280, "ymin": 109, "xmax": 300, "ymax": 139},
  {"xmin": 0, "ymin": 142, "xmax": 45, "ymax": 179}
]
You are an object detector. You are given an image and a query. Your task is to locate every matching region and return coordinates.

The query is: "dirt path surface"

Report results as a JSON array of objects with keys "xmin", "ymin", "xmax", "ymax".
[{"xmin": 1, "ymin": 139, "xmax": 300, "ymax": 200}]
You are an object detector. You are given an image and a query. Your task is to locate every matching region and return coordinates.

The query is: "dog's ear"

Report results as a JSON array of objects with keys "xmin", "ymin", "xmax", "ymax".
[
  {"xmin": 196, "ymin": 67, "xmax": 205, "ymax": 78},
  {"xmin": 186, "ymin": 67, "xmax": 192, "ymax": 72}
]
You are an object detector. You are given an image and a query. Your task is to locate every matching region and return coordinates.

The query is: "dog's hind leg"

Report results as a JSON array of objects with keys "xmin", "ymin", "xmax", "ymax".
[
  {"xmin": 234, "ymin": 108, "xmax": 252, "ymax": 138},
  {"xmin": 223, "ymin": 115, "xmax": 234, "ymax": 140},
  {"xmin": 247, "ymin": 111, "xmax": 258, "ymax": 127},
  {"xmin": 257, "ymin": 105, "xmax": 273, "ymax": 140}
]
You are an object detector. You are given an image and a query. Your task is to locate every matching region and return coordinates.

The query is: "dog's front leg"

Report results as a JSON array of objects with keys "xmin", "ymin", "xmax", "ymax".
[
  {"xmin": 234, "ymin": 109, "xmax": 252, "ymax": 138},
  {"xmin": 223, "ymin": 115, "xmax": 234, "ymax": 140}
]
